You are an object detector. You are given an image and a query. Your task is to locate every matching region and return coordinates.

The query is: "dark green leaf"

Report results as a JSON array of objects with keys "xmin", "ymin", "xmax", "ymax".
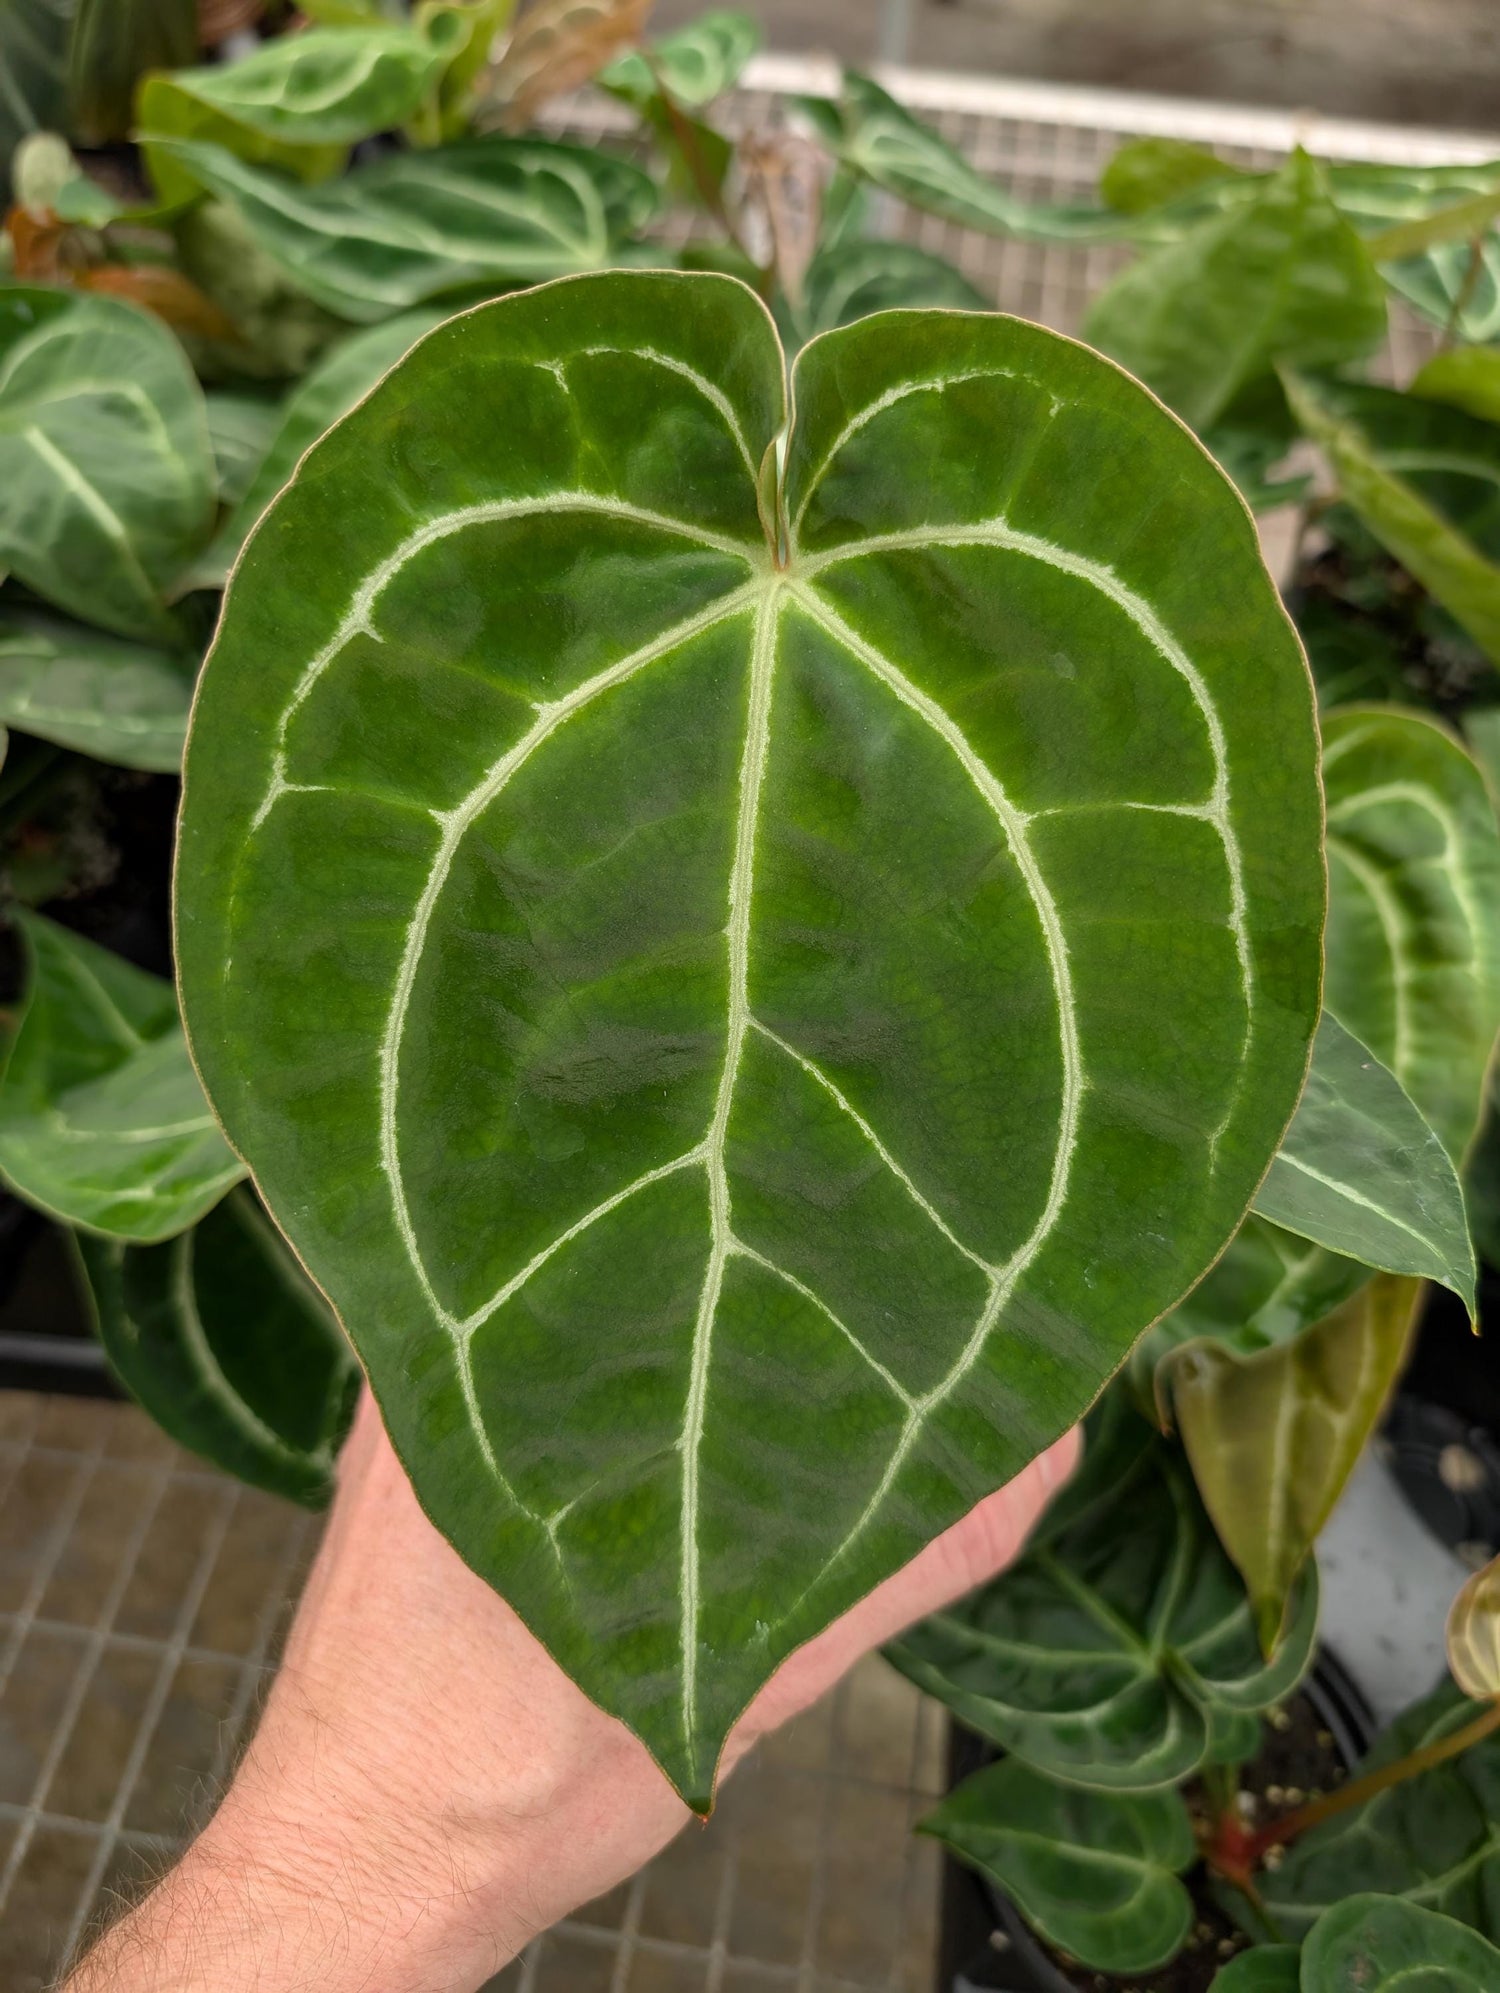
[
  {"xmin": 174, "ymin": 271, "xmax": 1325, "ymax": 1803},
  {"xmin": 600, "ymin": 8, "xmax": 759, "ymax": 109},
  {"xmin": 78, "ymin": 1187, "xmax": 358, "ymax": 1507},
  {"xmin": 799, "ymin": 240, "xmax": 985, "ymax": 336},
  {"xmin": 887, "ymin": 1420, "xmax": 1317, "ymax": 1789},
  {"xmin": 0, "ymin": 913, "xmax": 244, "ymax": 1240},
  {"xmin": 67, "ymin": 0, "xmax": 194, "ymax": 145},
  {"xmin": 146, "ymin": 136, "xmax": 660, "ymax": 323},
  {"xmin": 0, "ymin": 609, "xmax": 192, "ymax": 770},
  {"xmin": 1321, "ymin": 704, "xmax": 1500, "ymax": 1163},
  {"xmin": 1252, "ymin": 1013, "xmax": 1475, "ymax": 1315},
  {"xmin": 1085, "ymin": 151, "xmax": 1387, "ymax": 434},
  {"xmin": 0, "ymin": 286, "xmax": 214, "ymax": 641},
  {"xmin": 1210, "ymin": 1949, "xmax": 1301, "ymax": 1992},
  {"xmin": 1256, "ymin": 1682, "xmax": 1500, "ymax": 1942},
  {"xmin": 1303, "ymin": 1895, "xmax": 1500, "ymax": 1991},
  {"xmin": 920, "ymin": 1758, "xmax": 1195, "ymax": 1975},
  {"xmin": 1100, "ymin": 137, "xmax": 1246, "ymax": 217}
]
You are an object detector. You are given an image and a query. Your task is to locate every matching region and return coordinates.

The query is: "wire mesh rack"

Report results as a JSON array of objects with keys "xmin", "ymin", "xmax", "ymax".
[{"xmin": 3, "ymin": 51, "xmax": 1498, "ymax": 1993}]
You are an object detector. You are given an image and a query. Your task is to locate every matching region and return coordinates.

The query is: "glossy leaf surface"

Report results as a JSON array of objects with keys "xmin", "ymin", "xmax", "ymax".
[
  {"xmin": 0, "ymin": 610, "xmax": 192, "ymax": 771},
  {"xmin": 601, "ymin": 8, "xmax": 759, "ymax": 108},
  {"xmin": 886, "ymin": 1414, "xmax": 1317, "ymax": 1789},
  {"xmin": 0, "ymin": 287, "xmax": 214, "ymax": 641},
  {"xmin": 1321, "ymin": 706, "xmax": 1500, "ymax": 1164},
  {"xmin": 175, "ymin": 271, "xmax": 1325, "ymax": 1802},
  {"xmin": 1084, "ymin": 152, "xmax": 1386, "ymax": 434},
  {"xmin": 1303, "ymin": 1896, "xmax": 1500, "ymax": 1992},
  {"xmin": 1167, "ymin": 1274, "xmax": 1421, "ymax": 1650},
  {"xmin": 79, "ymin": 1187, "xmax": 358, "ymax": 1507},
  {"xmin": 146, "ymin": 137, "xmax": 659, "ymax": 323},
  {"xmin": 1252, "ymin": 1012, "xmax": 1475, "ymax": 1315},
  {"xmin": 921, "ymin": 1759, "xmax": 1195, "ymax": 1974},
  {"xmin": 1447, "ymin": 1549, "xmax": 1500, "ymax": 1703},
  {"xmin": 0, "ymin": 915, "xmax": 244, "ymax": 1240},
  {"xmin": 194, "ymin": 310, "xmax": 446, "ymax": 587},
  {"xmin": 1210, "ymin": 1949, "xmax": 1301, "ymax": 1992},
  {"xmin": 1259, "ymin": 1684, "xmax": 1500, "ymax": 1940}
]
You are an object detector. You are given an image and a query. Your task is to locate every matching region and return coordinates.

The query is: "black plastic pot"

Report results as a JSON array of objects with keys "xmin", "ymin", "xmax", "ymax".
[{"xmin": 935, "ymin": 1650, "xmax": 1376, "ymax": 1993}]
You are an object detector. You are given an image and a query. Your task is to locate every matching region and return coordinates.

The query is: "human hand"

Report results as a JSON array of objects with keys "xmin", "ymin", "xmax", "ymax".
[{"xmin": 68, "ymin": 1393, "xmax": 1079, "ymax": 1993}]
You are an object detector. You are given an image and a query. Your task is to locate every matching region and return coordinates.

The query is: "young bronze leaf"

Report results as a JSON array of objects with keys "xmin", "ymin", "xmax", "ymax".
[
  {"xmin": 482, "ymin": 0, "xmax": 651, "ymax": 129},
  {"xmin": 77, "ymin": 1189, "xmax": 358, "ymax": 1508},
  {"xmin": 1321, "ymin": 706, "xmax": 1500, "ymax": 1163},
  {"xmin": 174, "ymin": 270, "xmax": 1324, "ymax": 1804},
  {"xmin": 1448, "ymin": 1550, "xmax": 1500, "ymax": 1704},
  {"xmin": 1167, "ymin": 1274, "xmax": 1423, "ymax": 1653},
  {"xmin": 920, "ymin": 1760, "xmax": 1196, "ymax": 1975}
]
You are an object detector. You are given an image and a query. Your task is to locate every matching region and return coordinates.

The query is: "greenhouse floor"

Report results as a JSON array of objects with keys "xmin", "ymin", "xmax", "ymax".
[{"xmin": 0, "ymin": 1391, "xmax": 946, "ymax": 1993}]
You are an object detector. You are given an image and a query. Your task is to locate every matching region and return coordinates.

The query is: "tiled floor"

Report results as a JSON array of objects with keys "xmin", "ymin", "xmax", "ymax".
[{"xmin": 0, "ymin": 1391, "xmax": 945, "ymax": 1993}]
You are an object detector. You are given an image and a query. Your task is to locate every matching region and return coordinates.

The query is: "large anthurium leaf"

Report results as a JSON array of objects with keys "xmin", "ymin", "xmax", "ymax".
[
  {"xmin": 600, "ymin": 7, "xmax": 759, "ymax": 109},
  {"xmin": 0, "ymin": 609, "xmax": 193, "ymax": 771},
  {"xmin": 1256, "ymin": 1682, "xmax": 1500, "ymax": 1943},
  {"xmin": 1284, "ymin": 375, "xmax": 1500, "ymax": 668},
  {"xmin": 0, "ymin": 914, "xmax": 244, "ymax": 1240},
  {"xmin": 1210, "ymin": 1949, "xmax": 1301, "ymax": 1992},
  {"xmin": 1303, "ymin": 1897, "xmax": 1500, "ymax": 1993},
  {"xmin": 1084, "ymin": 152, "xmax": 1387, "ymax": 435},
  {"xmin": 145, "ymin": 137, "xmax": 660, "ymax": 325},
  {"xmin": 789, "ymin": 241, "xmax": 986, "ymax": 347},
  {"xmin": 192, "ymin": 310, "xmax": 447, "ymax": 588},
  {"xmin": 0, "ymin": 287, "xmax": 214, "ymax": 642},
  {"xmin": 174, "ymin": 270, "xmax": 1325, "ymax": 1804},
  {"xmin": 885, "ymin": 1409, "xmax": 1317, "ymax": 1790},
  {"xmin": 76, "ymin": 1187, "xmax": 359, "ymax": 1508},
  {"xmin": 920, "ymin": 1759, "xmax": 1195, "ymax": 1975},
  {"xmin": 1320, "ymin": 705, "xmax": 1500, "ymax": 1164},
  {"xmin": 1252, "ymin": 1013, "xmax": 1475, "ymax": 1316},
  {"xmin": 1165, "ymin": 1274, "xmax": 1423, "ymax": 1651},
  {"xmin": 813, "ymin": 73, "xmax": 1119, "ymax": 243}
]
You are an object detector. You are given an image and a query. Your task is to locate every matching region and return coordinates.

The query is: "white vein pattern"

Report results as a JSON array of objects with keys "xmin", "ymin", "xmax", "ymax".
[
  {"xmin": 1326, "ymin": 778, "xmax": 1487, "ymax": 977},
  {"xmin": 1271, "ymin": 1150, "xmax": 1448, "ymax": 1256},
  {"xmin": 576, "ymin": 345, "xmax": 760, "ymax": 484},
  {"xmin": 1326, "ymin": 835, "xmax": 1416, "ymax": 1074}
]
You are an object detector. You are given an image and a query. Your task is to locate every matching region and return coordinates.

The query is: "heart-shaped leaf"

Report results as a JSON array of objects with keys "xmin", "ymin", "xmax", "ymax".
[
  {"xmin": 0, "ymin": 914, "xmax": 244, "ymax": 1241},
  {"xmin": 1321, "ymin": 705, "xmax": 1500, "ymax": 1163},
  {"xmin": 1210, "ymin": 1947, "xmax": 1301, "ymax": 1991},
  {"xmin": 192, "ymin": 310, "xmax": 448, "ymax": 588},
  {"xmin": 1252, "ymin": 1013, "xmax": 1475, "ymax": 1315},
  {"xmin": 0, "ymin": 286, "xmax": 214, "ymax": 641},
  {"xmin": 145, "ymin": 136, "xmax": 660, "ymax": 323},
  {"xmin": 1302, "ymin": 1896, "xmax": 1500, "ymax": 1992},
  {"xmin": 920, "ymin": 1759, "xmax": 1196, "ymax": 1975},
  {"xmin": 1447, "ymin": 1550, "xmax": 1500, "ymax": 1703},
  {"xmin": 1085, "ymin": 152, "xmax": 1387, "ymax": 434},
  {"xmin": 600, "ymin": 8, "xmax": 760, "ymax": 109},
  {"xmin": 1256, "ymin": 1682, "xmax": 1500, "ymax": 1942},
  {"xmin": 885, "ymin": 1409, "xmax": 1317, "ymax": 1790},
  {"xmin": 175, "ymin": 270, "xmax": 1325, "ymax": 1802},
  {"xmin": 77, "ymin": 1187, "xmax": 359, "ymax": 1507},
  {"xmin": 790, "ymin": 240, "xmax": 986, "ymax": 347},
  {"xmin": 1165, "ymin": 1273, "xmax": 1423, "ymax": 1652},
  {"xmin": 0, "ymin": 609, "xmax": 193, "ymax": 771}
]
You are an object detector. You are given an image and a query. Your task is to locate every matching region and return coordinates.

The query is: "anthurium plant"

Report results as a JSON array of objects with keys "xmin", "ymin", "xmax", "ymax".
[{"xmin": 0, "ymin": 2, "xmax": 1499, "ymax": 1978}]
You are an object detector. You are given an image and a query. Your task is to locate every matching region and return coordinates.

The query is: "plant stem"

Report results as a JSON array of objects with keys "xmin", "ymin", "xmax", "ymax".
[{"xmin": 1248, "ymin": 1698, "xmax": 1500, "ymax": 1859}]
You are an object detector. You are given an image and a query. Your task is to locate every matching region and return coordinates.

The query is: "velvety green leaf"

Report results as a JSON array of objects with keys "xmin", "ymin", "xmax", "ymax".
[
  {"xmin": 0, "ymin": 286, "xmax": 214, "ymax": 641},
  {"xmin": 1304, "ymin": 1896, "xmax": 1500, "ymax": 1991},
  {"xmin": 1252, "ymin": 1012, "xmax": 1475, "ymax": 1316},
  {"xmin": 886, "ymin": 1416, "xmax": 1317, "ymax": 1790},
  {"xmin": 67, "ymin": 0, "xmax": 194, "ymax": 145},
  {"xmin": 1168, "ymin": 1274, "xmax": 1423, "ymax": 1652},
  {"xmin": 78, "ymin": 1188, "xmax": 358, "ymax": 1506},
  {"xmin": 1084, "ymin": 151, "xmax": 1387, "ymax": 434},
  {"xmin": 137, "ymin": 22, "xmax": 462, "ymax": 206},
  {"xmin": 0, "ymin": 609, "xmax": 192, "ymax": 770},
  {"xmin": 1285, "ymin": 374, "xmax": 1500, "ymax": 667},
  {"xmin": 0, "ymin": 0, "xmax": 75, "ymax": 196},
  {"xmin": 0, "ymin": 914, "xmax": 244, "ymax": 1240},
  {"xmin": 1447, "ymin": 1548, "xmax": 1500, "ymax": 1702},
  {"xmin": 1321, "ymin": 705, "xmax": 1500, "ymax": 1163},
  {"xmin": 600, "ymin": 8, "xmax": 759, "ymax": 108},
  {"xmin": 1210, "ymin": 1945, "xmax": 1301, "ymax": 1991},
  {"xmin": 146, "ymin": 136, "xmax": 660, "ymax": 323},
  {"xmin": 790, "ymin": 240, "xmax": 985, "ymax": 345},
  {"xmin": 174, "ymin": 270, "xmax": 1326, "ymax": 1803},
  {"xmin": 1258, "ymin": 1683, "xmax": 1500, "ymax": 1941},
  {"xmin": 193, "ymin": 310, "xmax": 446, "ymax": 587},
  {"xmin": 920, "ymin": 1758, "xmax": 1195, "ymax": 1974},
  {"xmin": 822, "ymin": 73, "xmax": 1119, "ymax": 243},
  {"xmin": 203, "ymin": 390, "xmax": 280, "ymax": 506},
  {"xmin": 1100, "ymin": 137, "xmax": 1246, "ymax": 217}
]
